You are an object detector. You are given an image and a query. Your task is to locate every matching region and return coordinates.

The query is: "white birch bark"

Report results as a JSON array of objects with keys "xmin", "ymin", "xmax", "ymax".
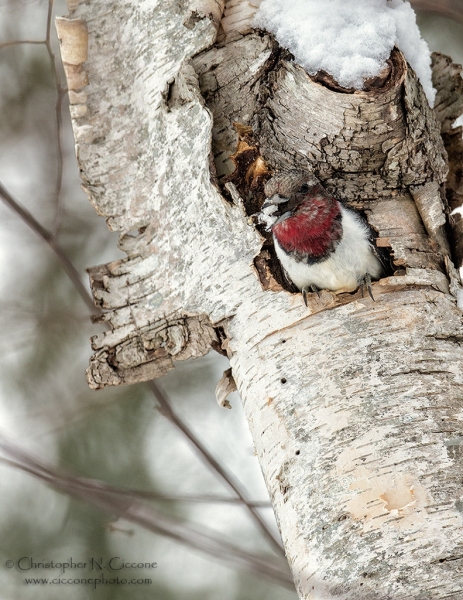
[{"xmin": 57, "ymin": 1, "xmax": 463, "ymax": 597}]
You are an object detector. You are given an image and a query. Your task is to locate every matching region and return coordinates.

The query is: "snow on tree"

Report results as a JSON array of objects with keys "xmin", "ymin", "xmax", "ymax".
[
  {"xmin": 56, "ymin": 0, "xmax": 463, "ymax": 597},
  {"xmin": 254, "ymin": 0, "xmax": 436, "ymax": 103}
]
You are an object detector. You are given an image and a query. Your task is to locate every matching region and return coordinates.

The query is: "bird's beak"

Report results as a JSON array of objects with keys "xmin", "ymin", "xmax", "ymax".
[
  {"xmin": 261, "ymin": 194, "xmax": 289, "ymax": 210},
  {"xmin": 272, "ymin": 211, "xmax": 292, "ymax": 227}
]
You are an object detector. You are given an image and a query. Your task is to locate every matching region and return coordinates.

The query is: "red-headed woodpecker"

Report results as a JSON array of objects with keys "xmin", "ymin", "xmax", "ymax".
[{"xmin": 259, "ymin": 171, "xmax": 384, "ymax": 304}]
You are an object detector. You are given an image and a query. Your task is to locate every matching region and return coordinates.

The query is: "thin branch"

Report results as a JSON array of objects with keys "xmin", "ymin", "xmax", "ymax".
[
  {"xmin": 0, "ymin": 3, "xmax": 67, "ymax": 238},
  {"xmin": 0, "ymin": 181, "xmax": 279, "ymax": 556},
  {"xmin": 121, "ymin": 490, "xmax": 272, "ymax": 508},
  {"xmin": 148, "ymin": 381, "xmax": 285, "ymax": 556},
  {"xmin": 98, "ymin": 488, "xmax": 272, "ymax": 507},
  {"xmin": 45, "ymin": 0, "xmax": 66, "ymax": 237},
  {"xmin": 0, "ymin": 40, "xmax": 45, "ymax": 49},
  {"xmin": 0, "ymin": 444, "xmax": 294, "ymax": 589},
  {"xmin": 0, "ymin": 182, "xmax": 98, "ymax": 314},
  {"xmin": 410, "ymin": 0, "xmax": 463, "ymax": 23}
]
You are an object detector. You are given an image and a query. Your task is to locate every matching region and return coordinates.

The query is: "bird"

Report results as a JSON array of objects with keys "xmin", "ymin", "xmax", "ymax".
[{"xmin": 259, "ymin": 170, "xmax": 384, "ymax": 305}]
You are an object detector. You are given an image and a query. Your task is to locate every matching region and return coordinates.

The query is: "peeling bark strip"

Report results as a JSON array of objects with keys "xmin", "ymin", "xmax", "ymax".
[
  {"xmin": 215, "ymin": 367, "xmax": 237, "ymax": 408},
  {"xmin": 58, "ymin": 0, "xmax": 463, "ymax": 597},
  {"xmin": 55, "ymin": 17, "xmax": 89, "ymax": 118}
]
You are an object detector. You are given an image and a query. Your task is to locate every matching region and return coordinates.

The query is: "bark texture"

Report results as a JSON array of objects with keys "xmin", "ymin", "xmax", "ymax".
[
  {"xmin": 432, "ymin": 52, "xmax": 463, "ymax": 276},
  {"xmin": 58, "ymin": 0, "xmax": 463, "ymax": 597}
]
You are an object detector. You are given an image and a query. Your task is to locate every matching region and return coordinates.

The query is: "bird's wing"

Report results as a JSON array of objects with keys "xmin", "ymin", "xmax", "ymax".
[{"xmin": 343, "ymin": 203, "xmax": 392, "ymax": 276}]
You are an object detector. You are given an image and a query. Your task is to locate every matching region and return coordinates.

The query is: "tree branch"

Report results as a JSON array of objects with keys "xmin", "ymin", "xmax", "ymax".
[
  {"xmin": 149, "ymin": 381, "xmax": 285, "ymax": 556},
  {"xmin": 0, "ymin": 177, "xmax": 282, "ymax": 558},
  {"xmin": 45, "ymin": 0, "xmax": 66, "ymax": 236},
  {"xmin": 0, "ymin": 182, "xmax": 97, "ymax": 314},
  {"xmin": 410, "ymin": 0, "xmax": 463, "ymax": 23},
  {"xmin": 0, "ymin": 441, "xmax": 293, "ymax": 588}
]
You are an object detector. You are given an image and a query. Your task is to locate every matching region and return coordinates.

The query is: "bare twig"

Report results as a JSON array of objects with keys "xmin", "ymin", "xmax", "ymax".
[
  {"xmin": 45, "ymin": 0, "xmax": 66, "ymax": 236},
  {"xmin": 0, "ymin": 182, "xmax": 97, "ymax": 314},
  {"xmin": 0, "ymin": 40, "xmax": 45, "ymax": 49},
  {"xmin": 148, "ymin": 381, "xmax": 285, "ymax": 556},
  {"xmin": 0, "ymin": 1, "xmax": 66, "ymax": 237},
  {"xmin": 410, "ymin": 0, "xmax": 463, "ymax": 23},
  {"xmin": 0, "ymin": 442, "xmax": 293, "ymax": 589},
  {"xmin": 0, "ymin": 181, "xmax": 281, "ymax": 556},
  {"xmin": 115, "ymin": 491, "xmax": 272, "ymax": 507}
]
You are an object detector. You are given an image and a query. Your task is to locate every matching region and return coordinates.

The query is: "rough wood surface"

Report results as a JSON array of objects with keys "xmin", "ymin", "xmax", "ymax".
[
  {"xmin": 58, "ymin": 1, "xmax": 463, "ymax": 597},
  {"xmin": 432, "ymin": 52, "xmax": 463, "ymax": 275},
  {"xmin": 194, "ymin": 35, "xmax": 459, "ymax": 292},
  {"xmin": 218, "ymin": 0, "xmax": 261, "ymax": 38}
]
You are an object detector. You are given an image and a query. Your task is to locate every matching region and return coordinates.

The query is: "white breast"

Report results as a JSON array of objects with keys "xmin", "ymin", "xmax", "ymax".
[{"xmin": 274, "ymin": 205, "xmax": 383, "ymax": 291}]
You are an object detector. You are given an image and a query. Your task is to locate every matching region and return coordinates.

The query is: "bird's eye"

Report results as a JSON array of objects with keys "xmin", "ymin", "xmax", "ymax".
[{"xmin": 299, "ymin": 183, "xmax": 309, "ymax": 193}]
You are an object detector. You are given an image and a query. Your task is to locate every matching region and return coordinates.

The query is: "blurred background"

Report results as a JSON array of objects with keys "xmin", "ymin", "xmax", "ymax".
[{"xmin": 0, "ymin": 1, "xmax": 462, "ymax": 599}]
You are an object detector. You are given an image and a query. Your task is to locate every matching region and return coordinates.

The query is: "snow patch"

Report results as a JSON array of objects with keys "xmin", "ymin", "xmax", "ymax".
[
  {"xmin": 257, "ymin": 203, "xmax": 278, "ymax": 231},
  {"xmin": 254, "ymin": 0, "xmax": 435, "ymax": 106}
]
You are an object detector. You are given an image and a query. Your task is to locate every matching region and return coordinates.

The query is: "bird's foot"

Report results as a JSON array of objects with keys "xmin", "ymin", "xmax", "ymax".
[
  {"xmin": 360, "ymin": 273, "xmax": 375, "ymax": 302},
  {"xmin": 302, "ymin": 284, "xmax": 320, "ymax": 307}
]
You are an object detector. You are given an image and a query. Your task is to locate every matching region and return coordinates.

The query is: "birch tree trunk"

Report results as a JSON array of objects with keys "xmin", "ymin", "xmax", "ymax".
[{"xmin": 57, "ymin": 1, "xmax": 463, "ymax": 597}]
